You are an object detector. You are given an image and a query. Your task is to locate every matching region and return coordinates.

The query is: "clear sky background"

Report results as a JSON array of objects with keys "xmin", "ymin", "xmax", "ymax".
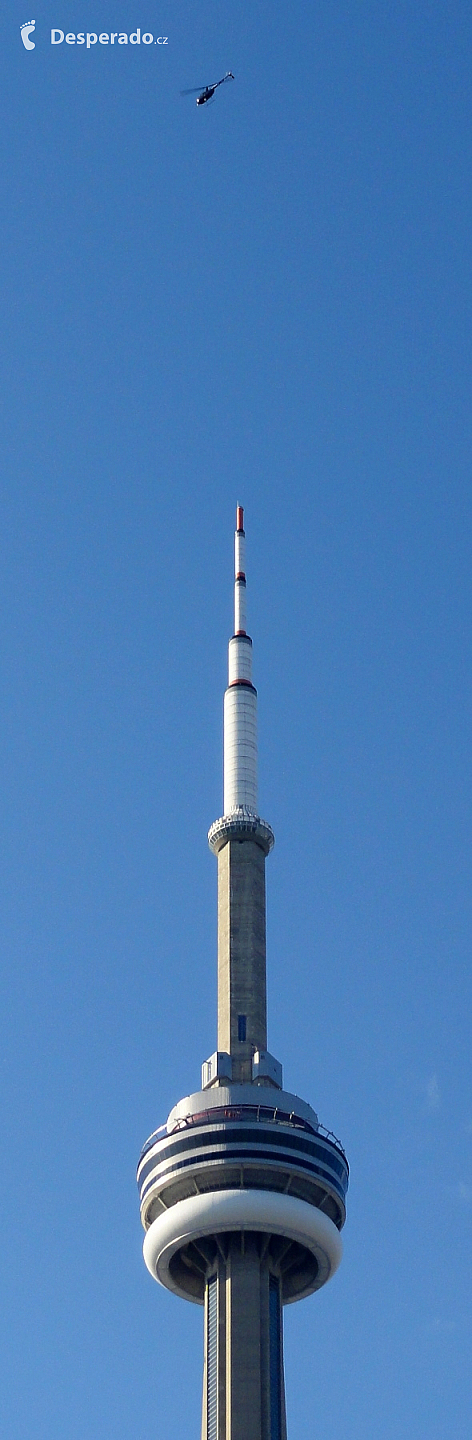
[{"xmin": 1, "ymin": 2, "xmax": 471, "ymax": 1436}]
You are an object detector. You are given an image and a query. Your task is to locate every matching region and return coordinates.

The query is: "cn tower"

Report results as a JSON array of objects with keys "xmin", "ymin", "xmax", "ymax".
[{"xmin": 137, "ymin": 508, "xmax": 349, "ymax": 1440}]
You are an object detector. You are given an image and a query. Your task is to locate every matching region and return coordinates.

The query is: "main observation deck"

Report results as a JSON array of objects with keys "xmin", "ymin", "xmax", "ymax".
[{"xmin": 137, "ymin": 1086, "xmax": 348, "ymax": 1305}]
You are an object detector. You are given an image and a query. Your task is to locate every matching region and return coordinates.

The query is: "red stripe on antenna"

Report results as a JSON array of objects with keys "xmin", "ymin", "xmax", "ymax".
[{"xmin": 236, "ymin": 505, "xmax": 244, "ymax": 532}]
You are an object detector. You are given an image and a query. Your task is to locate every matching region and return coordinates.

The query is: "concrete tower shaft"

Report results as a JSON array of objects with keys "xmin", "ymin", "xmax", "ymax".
[
  {"xmin": 201, "ymin": 1241, "xmax": 287, "ymax": 1440},
  {"xmin": 217, "ymin": 837, "xmax": 267, "ymax": 1078}
]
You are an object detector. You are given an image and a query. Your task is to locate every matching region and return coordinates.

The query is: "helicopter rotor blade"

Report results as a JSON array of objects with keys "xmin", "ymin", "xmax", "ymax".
[{"xmin": 180, "ymin": 86, "xmax": 206, "ymax": 95}]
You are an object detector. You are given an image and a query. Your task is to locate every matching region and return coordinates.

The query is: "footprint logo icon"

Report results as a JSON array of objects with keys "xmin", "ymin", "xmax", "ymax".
[{"xmin": 20, "ymin": 20, "xmax": 36, "ymax": 49}]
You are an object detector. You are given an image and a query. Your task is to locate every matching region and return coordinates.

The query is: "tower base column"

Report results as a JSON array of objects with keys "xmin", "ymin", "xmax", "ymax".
[{"xmin": 201, "ymin": 1235, "xmax": 287, "ymax": 1440}]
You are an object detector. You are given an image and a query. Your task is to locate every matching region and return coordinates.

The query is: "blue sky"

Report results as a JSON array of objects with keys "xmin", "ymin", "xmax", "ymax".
[{"xmin": 1, "ymin": 2, "xmax": 471, "ymax": 1436}]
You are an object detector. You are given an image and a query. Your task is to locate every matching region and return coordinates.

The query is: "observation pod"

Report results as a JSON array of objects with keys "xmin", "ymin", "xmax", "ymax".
[{"xmin": 138, "ymin": 509, "xmax": 348, "ymax": 1440}]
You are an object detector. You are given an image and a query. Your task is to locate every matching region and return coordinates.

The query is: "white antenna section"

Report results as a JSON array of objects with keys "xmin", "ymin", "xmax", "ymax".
[{"xmin": 223, "ymin": 506, "xmax": 258, "ymax": 815}]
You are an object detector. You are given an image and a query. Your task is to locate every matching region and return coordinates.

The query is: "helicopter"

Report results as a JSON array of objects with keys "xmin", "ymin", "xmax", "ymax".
[{"xmin": 181, "ymin": 71, "xmax": 235, "ymax": 106}]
